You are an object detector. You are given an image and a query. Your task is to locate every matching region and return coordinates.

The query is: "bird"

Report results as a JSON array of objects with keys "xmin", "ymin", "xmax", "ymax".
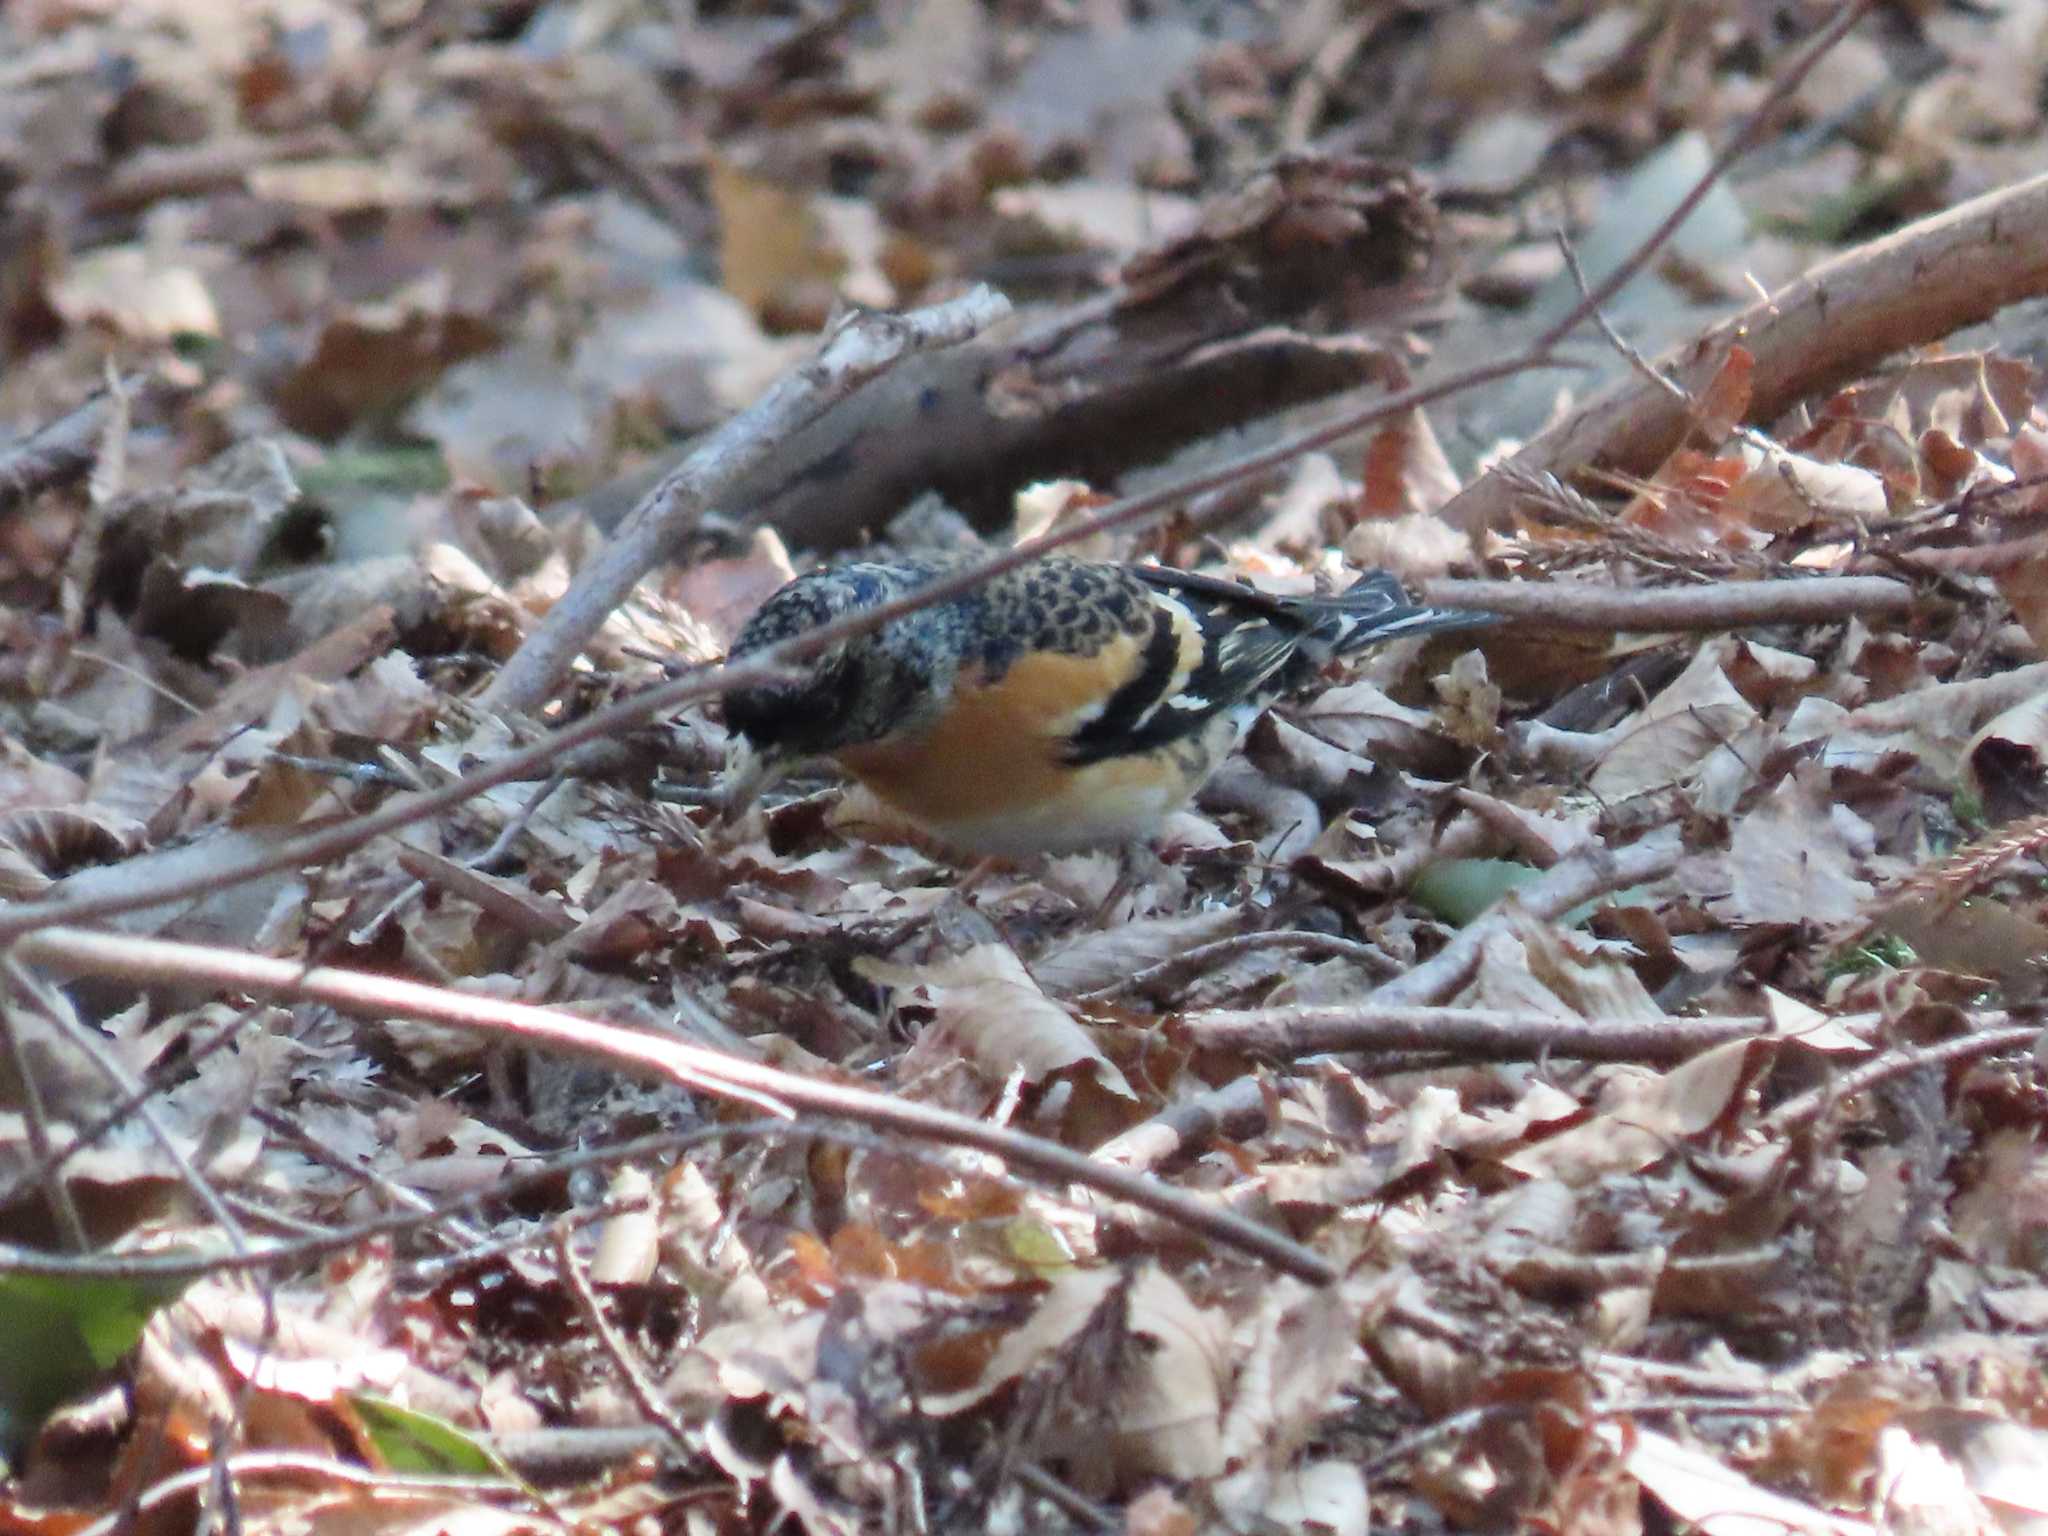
[{"xmin": 716, "ymin": 556, "xmax": 1491, "ymax": 860}]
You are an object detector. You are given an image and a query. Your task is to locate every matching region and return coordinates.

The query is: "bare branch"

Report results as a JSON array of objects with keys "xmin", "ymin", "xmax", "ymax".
[
  {"xmin": 1175, "ymin": 1005, "xmax": 1765, "ymax": 1063},
  {"xmin": 1419, "ymin": 575, "xmax": 1915, "ymax": 629},
  {"xmin": 1446, "ymin": 167, "xmax": 2048, "ymax": 533},
  {"xmin": 11, "ymin": 925, "xmax": 1336, "ymax": 1283},
  {"xmin": 1095, "ymin": 831, "xmax": 1685, "ymax": 1171},
  {"xmin": 480, "ymin": 287, "xmax": 1014, "ymax": 714},
  {"xmin": 1764, "ymin": 1022, "xmax": 2040, "ymax": 1137}
]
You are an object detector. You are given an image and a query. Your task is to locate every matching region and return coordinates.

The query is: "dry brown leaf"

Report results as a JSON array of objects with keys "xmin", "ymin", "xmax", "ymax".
[
  {"xmin": 1027, "ymin": 908, "xmax": 1244, "ymax": 996},
  {"xmin": 1963, "ymin": 692, "xmax": 2048, "ymax": 820},
  {"xmin": 1626, "ymin": 1427, "xmax": 1875, "ymax": 1536},
  {"xmin": 47, "ymin": 246, "xmax": 218, "ymax": 341},
  {"xmin": 858, "ymin": 945, "xmax": 1135, "ymax": 1099},
  {"xmin": 1504, "ymin": 1038, "xmax": 1764, "ymax": 1185},
  {"xmin": 917, "ymin": 1267, "xmax": 1119, "ymax": 1416},
  {"xmin": 0, "ymin": 805, "xmax": 146, "ymax": 899},
  {"xmin": 1719, "ymin": 450, "xmax": 1888, "ymax": 534},
  {"xmin": 1358, "ymin": 406, "xmax": 1462, "ymax": 520},
  {"xmin": 1724, "ymin": 762, "xmax": 1875, "ymax": 927},
  {"xmin": 1584, "ymin": 640, "xmax": 1761, "ymax": 805}
]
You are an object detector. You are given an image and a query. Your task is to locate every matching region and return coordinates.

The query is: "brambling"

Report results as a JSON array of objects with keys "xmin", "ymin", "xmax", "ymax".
[{"xmin": 717, "ymin": 557, "xmax": 1489, "ymax": 859}]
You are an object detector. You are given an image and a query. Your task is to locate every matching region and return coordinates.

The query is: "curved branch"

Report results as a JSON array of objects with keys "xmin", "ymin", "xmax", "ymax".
[{"xmin": 1444, "ymin": 171, "xmax": 2048, "ymax": 533}]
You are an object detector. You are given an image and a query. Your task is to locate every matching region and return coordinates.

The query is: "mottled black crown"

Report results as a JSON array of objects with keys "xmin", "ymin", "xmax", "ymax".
[{"xmin": 722, "ymin": 560, "xmax": 949, "ymax": 757}]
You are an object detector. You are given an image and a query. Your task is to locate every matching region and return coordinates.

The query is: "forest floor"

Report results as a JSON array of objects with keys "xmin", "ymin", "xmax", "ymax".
[{"xmin": 6, "ymin": 2, "xmax": 2048, "ymax": 1532}]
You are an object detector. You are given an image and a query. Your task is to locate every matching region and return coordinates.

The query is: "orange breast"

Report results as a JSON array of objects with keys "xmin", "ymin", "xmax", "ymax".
[{"xmin": 834, "ymin": 643, "xmax": 1137, "ymax": 824}]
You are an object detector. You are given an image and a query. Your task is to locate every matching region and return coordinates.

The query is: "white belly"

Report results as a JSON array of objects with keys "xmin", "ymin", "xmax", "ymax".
[
  {"xmin": 903, "ymin": 708, "xmax": 1252, "ymax": 858},
  {"xmin": 920, "ymin": 773, "xmax": 1191, "ymax": 857}
]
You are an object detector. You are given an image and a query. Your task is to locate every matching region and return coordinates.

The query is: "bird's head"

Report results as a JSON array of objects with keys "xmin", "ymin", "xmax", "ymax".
[{"xmin": 717, "ymin": 561, "xmax": 948, "ymax": 818}]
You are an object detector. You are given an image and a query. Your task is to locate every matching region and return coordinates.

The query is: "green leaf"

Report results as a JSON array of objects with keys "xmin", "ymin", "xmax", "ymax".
[
  {"xmin": 0, "ymin": 1268, "xmax": 192, "ymax": 1461},
  {"xmin": 1412, "ymin": 859, "xmax": 1542, "ymax": 926},
  {"xmin": 1003, "ymin": 1217, "xmax": 1074, "ymax": 1271},
  {"xmin": 349, "ymin": 1394, "xmax": 513, "ymax": 1479}
]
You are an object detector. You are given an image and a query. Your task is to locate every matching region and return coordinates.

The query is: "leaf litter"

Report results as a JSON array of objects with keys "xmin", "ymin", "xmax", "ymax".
[{"xmin": 8, "ymin": 2, "xmax": 2048, "ymax": 1533}]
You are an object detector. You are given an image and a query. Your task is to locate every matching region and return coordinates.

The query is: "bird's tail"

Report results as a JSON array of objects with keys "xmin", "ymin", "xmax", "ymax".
[{"xmin": 1305, "ymin": 570, "xmax": 1495, "ymax": 656}]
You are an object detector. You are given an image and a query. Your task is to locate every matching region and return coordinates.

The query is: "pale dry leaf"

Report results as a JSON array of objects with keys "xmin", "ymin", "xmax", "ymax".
[
  {"xmin": 1952, "ymin": 1130, "xmax": 2048, "ymax": 1269},
  {"xmin": 1720, "ymin": 451, "xmax": 1887, "ymax": 534},
  {"xmin": 1294, "ymin": 678, "xmax": 1445, "ymax": 757},
  {"xmin": 1358, "ymin": 406, "xmax": 1462, "ymax": 520},
  {"xmin": 48, "ymin": 245, "xmax": 219, "ymax": 340},
  {"xmin": 1342, "ymin": 501, "xmax": 1480, "ymax": 580},
  {"xmin": 248, "ymin": 156, "xmax": 438, "ymax": 210},
  {"xmin": 1724, "ymin": 761, "xmax": 1874, "ymax": 926},
  {"xmin": 1454, "ymin": 904, "xmax": 1664, "ymax": 1027},
  {"xmin": 918, "ymin": 1267, "xmax": 1120, "ymax": 1415},
  {"xmin": 1027, "ymin": 907, "xmax": 1243, "ymax": 995},
  {"xmin": 708, "ymin": 158, "xmax": 844, "ymax": 319},
  {"xmin": 1094, "ymin": 1265, "xmax": 1228, "ymax": 1484},
  {"xmin": 1963, "ymin": 692, "xmax": 2048, "ymax": 817},
  {"xmin": 1504, "ymin": 1038, "xmax": 1759, "ymax": 1184},
  {"xmin": 1221, "ymin": 1460, "xmax": 1370, "ymax": 1536},
  {"xmin": 1981, "ymin": 1286, "xmax": 2048, "ymax": 1330},
  {"xmin": 565, "ymin": 879, "xmax": 681, "ymax": 965},
  {"xmin": 1219, "ymin": 1279, "xmax": 1362, "ymax": 1469},
  {"xmin": 1542, "ymin": 6, "xmax": 1649, "ymax": 94},
  {"xmin": 1587, "ymin": 639, "xmax": 1761, "ymax": 805},
  {"xmin": 1759, "ymin": 988, "xmax": 1872, "ymax": 1052},
  {"xmin": 588, "ymin": 1166, "xmax": 660, "ymax": 1285},
  {"xmin": 1354, "ymin": 1266, "xmax": 1482, "ymax": 1418},
  {"xmin": 991, "ymin": 180, "xmax": 1199, "ymax": 259},
  {"xmin": 1514, "ymin": 907, "xmax": 1665, "ymax": 1023},
  {"xmin": 858, "ymin": 944, "xmax": 1134, "ymax": 1099},
  {"xmin": 1624, "ymin": 1426, "xmax": 1875, "ymax": 1536},
  {"xmin": 1873, "ymin": 1424, "xmax": 2006, "ymax": 1536},
  {"xmin": 1993, "ymin": 553, "xmax": 2048, "ymax": 658},
  {"xmin": 1255, "ymin": 452, "xmax": 1347, "ymax": 552},
  {"xmin": 0, "ymin": 805, "xmax": 146, "ymax": 899},
  {"xmin": 1898, "ymin": 1408, "xmax": 2048, "ymax": 1528},
  {"xmin": 1434, "ymin": 645, "xmax": 1502, "ymax": 748}
]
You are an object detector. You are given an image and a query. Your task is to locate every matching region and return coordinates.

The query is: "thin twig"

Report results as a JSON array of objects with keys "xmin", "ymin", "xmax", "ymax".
[
  {"xmin": 1526, "ymin": 0, "xmax": 1876, "ymax": 359},
  {"xmin": 555, "ymin": 1226, "xmax": 695, "ymax": 1457},
  {"xmin": 1012, "ymin": 1463, "xmax": 1117, "ymax": 1533},
  {"xmin": 2, "ymin": 955, "xmax": 251, "ymax": 1254},
  {"xmin": 11, "ymin": 926, "xmax": 1337, "ymax": 1283},
  {"xmin": 3, "ymin": 1119, "xmax": 1011, "ymax": 1284},
  {"xmin": 0, "ymin": 1003, "xmax": 257, "ymax": 1211},
  {"xmin": 1418, "ymin": 575, "xmax": 1914, "ymax": 629},
  {"xmin": 1175, "ymin": 1005, "xmax": 1766, "ymax": 1063},
  {"xmin": 70, "ymin": 1452, "xmax": 533, "ymax": 1536},
  {"xmin": 0, "ymin": 1126, "xmax": 764, "ymax": 1282},
  {"xmin": 1091, "ymin": 1075, "xmax": 1270, "ymax": 1173},
  {"xmin": 249, "ymin": 1106, "xmax": 486, "ymax": 1250},
  {"xmin": 1872, "ymin": 530, "xmax": 2048, "ymax": 574},
  {"xmin": 1097, "ymin": 832, "xmax": 1684, "ymax": 1170},
  {"xmin": 0, "ymin": 981, "xmax": 89, "ymax": 1248},
  {"xmin": 1764, "ymin": 1022, "xmax": 2040, "ymax": 1137},
  {"xmin": 1072, "ymin": 930, "xmax": 1396, "ymax": 1004}
]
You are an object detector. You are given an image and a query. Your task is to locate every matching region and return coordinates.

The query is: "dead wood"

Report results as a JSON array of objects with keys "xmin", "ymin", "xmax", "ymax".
[{"xmin": 1444, "ymin": 171, "xmax": 2048, "ymax": 533}]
